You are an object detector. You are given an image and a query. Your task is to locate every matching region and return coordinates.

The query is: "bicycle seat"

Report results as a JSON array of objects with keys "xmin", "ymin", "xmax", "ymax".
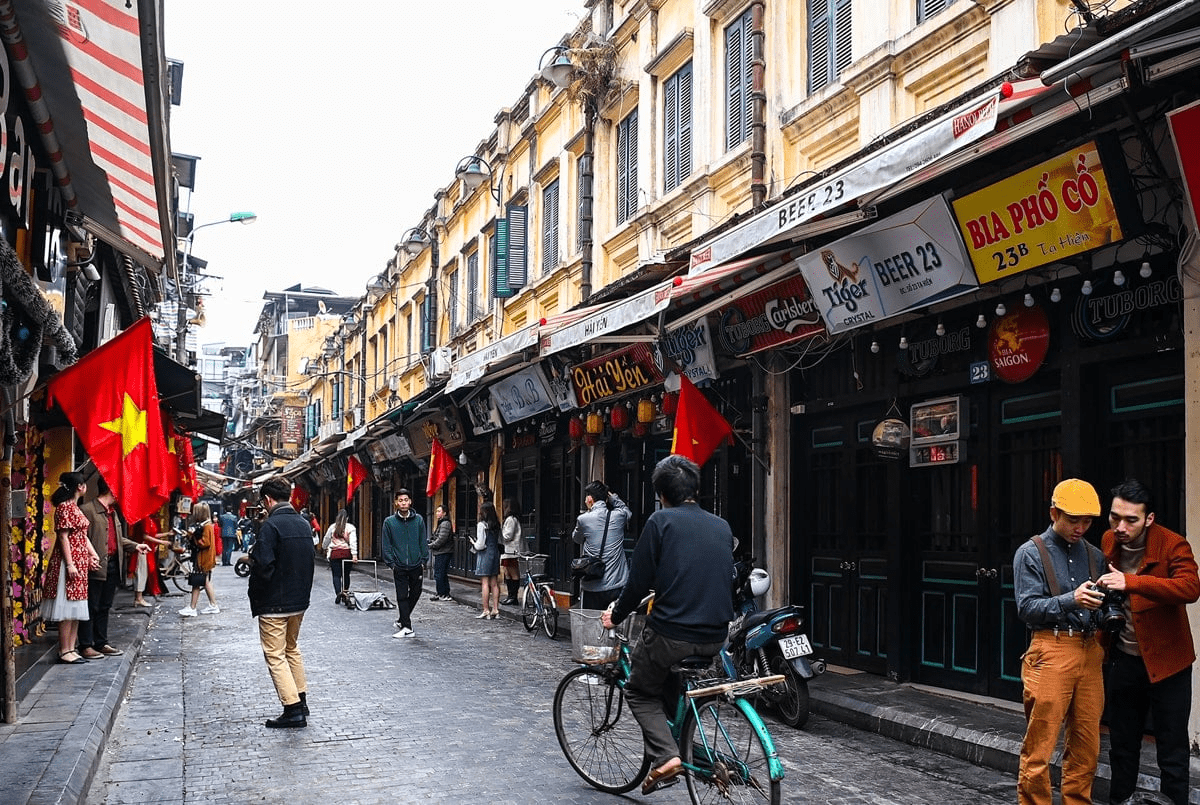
[{"xmin": 671, "ymin": 655, "xmax": 716, "ymax": 673}]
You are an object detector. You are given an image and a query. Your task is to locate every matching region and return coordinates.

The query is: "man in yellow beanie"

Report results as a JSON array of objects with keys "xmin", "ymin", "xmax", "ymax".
[{"xmin": 1013, "ymin": 478, "xmax": 1106, "ymax": 805}]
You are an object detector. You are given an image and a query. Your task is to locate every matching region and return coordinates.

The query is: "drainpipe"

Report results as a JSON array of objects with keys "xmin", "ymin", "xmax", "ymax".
[
  {"xmin": 580, "ymin": 101, "xmax": 596, "ymax": 301},
  {"xmin": 426, "ymin": 234, "xmax": 440, "ymax": 352},
  {"xmin": 749, "ymin": 0, "xmax": 767, "ymax": 208}
]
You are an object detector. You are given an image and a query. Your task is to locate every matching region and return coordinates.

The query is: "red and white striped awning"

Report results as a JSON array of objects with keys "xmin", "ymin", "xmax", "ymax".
[{"xmin": 3, "ymin": 0, "xmax": 170, "ymax": 269}]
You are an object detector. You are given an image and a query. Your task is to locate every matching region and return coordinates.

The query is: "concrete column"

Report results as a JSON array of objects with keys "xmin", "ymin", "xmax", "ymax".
[
  {"xmin": 763, "ymin": 364, "xmax": 790, "ymax": 610},
  {"xmin": 1180, "ymin": 239, "xmax": 1200, "ymax": 748}
]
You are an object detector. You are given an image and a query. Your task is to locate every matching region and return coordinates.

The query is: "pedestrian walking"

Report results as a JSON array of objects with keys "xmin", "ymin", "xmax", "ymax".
[
  {"xmin": 572, "ymin": 480, "xmax": 631, "ymax": 610},
  {"xmin": 499, "ymin": 498, "xmax": 522, "ymax": 605},
  {"xmin": 79, "ymin": 476, "xmax": 147, "ymax": 658},
  {"xmin": 1013, "ymin": 478, "xmax": 1106, "ymax": 805},
  {"xmin": 1095, "ymin": 478, "xmax": 1200, "ymax": 805},
  {"xmin": 321, "ymin": 508, "xmax": 358, "ymax": 604},
  {"xmin": 218, "ymin": 508, "xmax": 238, "ymax": 566},
  {"xmin": 248, "ymin": 478, "xmax": 315, "ymax": 728},
  {"xmin": 601, "ymin": 455, "xmax": 735, "ymax": 794},
  {"xmin": 473, "ymin": 500, "xmax": 502, "ymax": 618},
  {"xmin": 427, "ymin": 504, "xmax": 454, "ymax": 601},
  {"xmin": 382, "ymin": 489, "xmax": 427, "ymax": 638},
  {"xmin": 179, "ymin": 502, "xmax": 220, "ymax": 617},
  {"xmin": 40, "ymin": 472, "xmax": 100, "ymax": 665}
]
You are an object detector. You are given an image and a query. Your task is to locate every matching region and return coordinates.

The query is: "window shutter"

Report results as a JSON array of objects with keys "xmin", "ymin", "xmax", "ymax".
[
  {"xmin": 448, "ymin": 271, "xmax": 459, "ymax": 336},
  {"xmin": 492, "ymin": 220, "xmax": 513, "ymax": 299},
  {"xmin": 576, "ymin": 156, "xmax": 585, "ymax": 251},
  {"xmin": 617, "ymin": 109, "xmax": 638, "ymax": 224},
  {"xmin": 542, "ymin": 180, "xmax": 560, "ymax": 274},
  {"xmin": 664, "ymin": 71, "xmax": 678, "ymax": 191},
  {"xmin": 834, "ymin": 0, "xmax": 853, "ymax": 76},
  {"xmin": 918, "ymin": 0, "xmax": 952, "ymax": 23},
  {"xmin": 507, "ymin": 204, "xmax": 528, "ymax": 290},
  {"xmin": 467, "ymin": 251, "xmax": 479, "ymax": 321},
  {"xmin": 487, "ymin": 232, "xmax": 497, "ymax": 308},
  {"xmin": 678, "ymin": 63, "xmax": 692, "ymax": 186},
  {"xmin": 725, "ymin": 11, "xmax": 752, "ymax": 148},
  {"xmin": 808, "ymin": 0, "xmax": 831, "ymax": 93}
]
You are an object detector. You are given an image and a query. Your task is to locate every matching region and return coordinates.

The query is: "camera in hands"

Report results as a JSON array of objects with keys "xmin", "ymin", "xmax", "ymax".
[{"xmin": 1089, "ymin": 582, "xmax": 1127, "ymax": 634}]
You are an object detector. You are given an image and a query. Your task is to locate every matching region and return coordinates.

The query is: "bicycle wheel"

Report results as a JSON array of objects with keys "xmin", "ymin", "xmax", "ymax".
[
  {"xmin": 553, "ymin": 667, "xmax": 650, "ymax": 794},
  {"xmin": 541, "ymin": 587, "xmax": 559, "ymax": 639},
  {"xmin": 171, "ymin": 557, "xmax": 195, "ymax": 593},
  {"xmin": 681, "ymin": 696, "xmax": 781, "ymax": 804},
  {"xmin": 521, "ymin": 583, "xmax": 538, "ymax": 632}
]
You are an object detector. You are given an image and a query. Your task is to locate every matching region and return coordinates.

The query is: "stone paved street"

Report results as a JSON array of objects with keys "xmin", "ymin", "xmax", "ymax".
[{"xmin": 85, "ymin": 563, "xmax": 1017, "ymax": 804}]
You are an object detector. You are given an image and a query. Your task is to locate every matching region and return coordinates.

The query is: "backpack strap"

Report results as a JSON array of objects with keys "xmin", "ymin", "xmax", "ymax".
[{"xmin": 1032, "ymin": 535, "xmax": 1061, "ymax": 596}]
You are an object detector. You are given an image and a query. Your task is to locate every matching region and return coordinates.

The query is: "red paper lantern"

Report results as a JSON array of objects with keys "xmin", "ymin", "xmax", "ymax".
[
  {"xmin": 611, "ymin": 403, "xmax": 631, "ymax": 431},
  {"xmin": 568, "ymin": 416, "xmax": 585, "ymax": 441},
  {"xmin": 660, "ymin": 391, "xmax": 678, "ymax": 416},
  {"xmin": 632, "ymin": 422, "xmax": 649, "ymax": 438}
]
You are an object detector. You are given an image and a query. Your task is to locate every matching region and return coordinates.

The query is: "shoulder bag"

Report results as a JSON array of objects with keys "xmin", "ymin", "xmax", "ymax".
[{"xmin": 571, "ymin": 509, "xmax": 611, "ymax": 581}]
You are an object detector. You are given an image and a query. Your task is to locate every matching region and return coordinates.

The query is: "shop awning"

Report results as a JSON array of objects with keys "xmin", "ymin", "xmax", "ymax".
[
  {"xmin": 445, "ymin": 324, "xmax": 540, "ymax": 393},
  {"xmin": 688, "ymin": 77, "xmax": 1053, "ymax": 273},
  {"xmin": 7, "ymin": 0, "xmax": 172, "ymax": 270},
  {"xmin": 173, "ymin": 408, "xmax": 227, "ymax": 442},
  {"xmin": 153, "ymin": 349, "xmax": 201, "ymax": 416}
]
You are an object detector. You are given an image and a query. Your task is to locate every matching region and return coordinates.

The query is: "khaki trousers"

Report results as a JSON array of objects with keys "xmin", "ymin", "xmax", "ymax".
[
  {"xmin": 258, "ymin": 614, "xmax": 307, "ymax": 707},
  {"xmin": 1017, "ymin": 631, "xmax": 1105, "ymax": 805}
]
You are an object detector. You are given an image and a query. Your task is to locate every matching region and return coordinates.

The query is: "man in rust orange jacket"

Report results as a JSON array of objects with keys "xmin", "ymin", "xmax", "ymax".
[{"xmin": 1096, "ymin": 478, "xmax": 1199, "ymax": 805}]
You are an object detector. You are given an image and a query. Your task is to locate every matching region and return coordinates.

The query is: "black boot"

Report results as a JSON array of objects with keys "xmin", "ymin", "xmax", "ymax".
[
  {"xmin": 298, "ymin": 691, "xmax": 309, "ymax": 716},
  {"xmin": 265, "ymin": 701, "xmax": 307, "ymax": 729},
  {"xmin": 500, "ymin": 579, "xmax": 519, "ymax": 606}
]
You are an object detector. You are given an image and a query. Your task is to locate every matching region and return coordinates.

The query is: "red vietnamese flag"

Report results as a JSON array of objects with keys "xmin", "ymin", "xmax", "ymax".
[
  {"xmin": 670, "ymin": 374, "xmax": 734, "ymax": 467},
  {"xmin": 347, "ymin": 455, "xmax": 367, "ymax": 502},
  {"xmin": 178, "ymin": 433, "xmax": 201, "ymax": 502},
  {"xmin": 46, "ymin": 318, "xmax": 173, "ymax": 522},
  {"xmin": 426, "ymin": 437, "xmax": 457, "ymax": 499}
]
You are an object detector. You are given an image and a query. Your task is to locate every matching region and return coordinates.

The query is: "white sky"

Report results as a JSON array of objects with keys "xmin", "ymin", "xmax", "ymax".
[{"xmin": 165, "ymin": 1, "xmax": 587, "ymax": 350}]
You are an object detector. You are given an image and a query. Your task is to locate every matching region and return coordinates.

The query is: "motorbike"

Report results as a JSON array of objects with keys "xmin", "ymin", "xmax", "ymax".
[{"xmin": 717, "ymin": 558, "xmax": 825, "ymax": 728}]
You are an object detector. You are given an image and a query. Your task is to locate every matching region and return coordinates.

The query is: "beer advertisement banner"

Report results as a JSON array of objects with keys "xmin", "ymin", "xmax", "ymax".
[
  {"xmin": 796, "ymin": 196, "xmax": 978, "ymax": 334},
  {"xmin": 652, "ymin": 319, "xmax": 719, "ymax": 383},
  {"xmin": 713, "ymin": 274, "xmax": 824, "ymax": 356},
  {"xmin": 952, "ymin": 140, "xmax": 1124, "ymax": 283},
  {"xmin": 405, "ymin": 408, "xmax": 466, "ymax": 458}
]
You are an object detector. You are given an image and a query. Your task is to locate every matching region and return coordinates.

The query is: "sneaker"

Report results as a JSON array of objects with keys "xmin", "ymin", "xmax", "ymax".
[
  {"xmin": 201, "ymin": 604, "xmax": 220, "ymax": 614},
  {"xmin": 178, "ymin": 607, "xmax": 197, "ymax": 617},
  {"xmin": 391, "ymin": 627, "xmax": 414, "ymax": 639}
]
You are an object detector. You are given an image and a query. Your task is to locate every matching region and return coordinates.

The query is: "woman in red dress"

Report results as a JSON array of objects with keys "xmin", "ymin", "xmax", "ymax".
[{"xmin": 40, "ymin": 472, "xmax": 100, "ymax": 664}]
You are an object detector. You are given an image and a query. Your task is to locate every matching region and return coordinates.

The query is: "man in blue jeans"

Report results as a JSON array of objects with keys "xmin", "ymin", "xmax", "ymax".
[
  {"xmin": 382, "ymin": 489, "xmax": 427, "ymax": 638},
  {"xmin": 218, "ymin": 509, "xmax": 239, "ymax": 565}
]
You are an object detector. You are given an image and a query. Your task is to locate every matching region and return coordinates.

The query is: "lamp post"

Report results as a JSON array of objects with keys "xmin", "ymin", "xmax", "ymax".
[
  {"xmin": 175, "ymin": 211, "xmax": 257, "ymax": 363},
  {"xmin": 401, "ymin": 223, "xmax": 440, "ymax": 356}
]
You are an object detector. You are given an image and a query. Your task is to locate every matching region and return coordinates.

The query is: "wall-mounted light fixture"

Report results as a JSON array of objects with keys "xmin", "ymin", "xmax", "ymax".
[
  {"xmin": 976, "ymin": 313, "xmax": 988, "ymax": 329},
  {"xmin": 1113, "ymin": 268, "xmax": 1126, "ymax": 287},
  {"xmin": 1024, "ymin": 292, "xmax": 1036, "ymax": 308},
  {"xmin": 1081, "ymin": 279, "xmax": 1093, "ymax": 295},
  {"xmin": 455, "ymin": 155, "xmax": 503, "ymax": 203},
  {"xmin": 1050, "ymin": 287, "xmax": 1062, "ymax": 303},
  {"xmin": 539, "ymin": 45, "xmax": 574, "ymax": 87}
]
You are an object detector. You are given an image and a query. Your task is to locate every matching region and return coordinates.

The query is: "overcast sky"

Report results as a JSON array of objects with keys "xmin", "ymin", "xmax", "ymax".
[{"xmin": 165, "ymin": 1, "xmax": 586, "ymax": 349}]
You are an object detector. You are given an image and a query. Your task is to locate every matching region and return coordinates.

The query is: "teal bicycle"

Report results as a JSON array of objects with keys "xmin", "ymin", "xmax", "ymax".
[{"xmin": 553, "ymin": 604, "xmax": 784, "ymax": 803}]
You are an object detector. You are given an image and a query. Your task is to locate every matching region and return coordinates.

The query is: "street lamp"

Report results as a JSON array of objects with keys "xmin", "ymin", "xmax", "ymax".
[
  {"xmin": 400, "ymin": 223, "xmax": 440, "ymax": 356},
  {"xmin": 539, "ymin": 45, "xmax": 574, "ymax": 87},
  {"xmin": 175, "ymin": 211, "xmax": 257, "ymax": 363},
  {"xmin": 455, "ymin": 155, "xmax": 503, "ymax": 203}
]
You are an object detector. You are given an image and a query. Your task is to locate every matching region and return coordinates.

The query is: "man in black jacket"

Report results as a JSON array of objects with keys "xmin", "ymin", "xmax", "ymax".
[
  {"xmin": 603, "ymin": 455, "xmax": 735, "ymax": 794},
  {"xmin": 248, "ymin": 478, "xmax": 315, "ymax": 728}
]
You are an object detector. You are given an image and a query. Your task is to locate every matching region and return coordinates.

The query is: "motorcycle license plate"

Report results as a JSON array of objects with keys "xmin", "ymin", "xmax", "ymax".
[{"xmin": 780, "ymin": 634, "xmax": 812, "ymax": 659}]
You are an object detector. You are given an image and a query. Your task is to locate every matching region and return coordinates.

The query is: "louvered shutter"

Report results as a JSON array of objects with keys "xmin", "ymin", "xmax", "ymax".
[
  {"xmin": 678, "ymin": 63, "xmax": 692, "ymax": 186},
  {"xmin": 834, "ymin": 0, "xmax": 852, "ymax": 76},
  {"xmin": 487, "ymin": 232, "xmax": 497, "ymax": 309},
  {"xmin": 617, "ymin": 109, "xmax": 638, "ymax": 224},
  {"xmin": 725, "ymin": 11, "xmax": 752, "ymax": 148},
  {"xmin": 492, "ymin": 221, "xmax": 513, "ymax": 299},
  {"xmin": 664, "ymin": 71, "xmax": 678, "ymax": 191},
  {"xmin": 576, "ymin": 155, "xmax": 585, "ymax": 251},
  {"xmin": 918, "ymin": 0, "xmax": 952, "ymax": 23},
  {"xmin": 542, "ymin": 180, "xmax": 560, "ymax": 274},
  {"xmin": 808, "ymin": 0, "xmax": 831, "ymax": 93},
  {"xmin": 507, "ymin": 204, "xmax": 528, "ymax": 290},
  {"xmin": 467, "ymin": 251, "xmax": 479, "ymax": 321},
  {"xmin": 448, "ymin": 270, "xmax": 459, "ymax": 336}
]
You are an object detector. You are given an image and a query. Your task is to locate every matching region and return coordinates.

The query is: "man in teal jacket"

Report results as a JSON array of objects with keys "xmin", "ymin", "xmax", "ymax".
[{"xmin": 382, "ymin": 488, "xmax": 427, "ymax": 638}]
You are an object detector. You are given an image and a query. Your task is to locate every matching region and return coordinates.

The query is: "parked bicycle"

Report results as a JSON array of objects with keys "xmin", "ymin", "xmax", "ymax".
[
  {"xmin": 159, "ymin": 527, "xmax": 196, "ymax": 593},
  {"xmin": 518, "ymin": 553, "xmax": 558, "ymax": 639},
  {"xmin": 553, "ymin": 600, "xmax": 785, "ymax": 803}
]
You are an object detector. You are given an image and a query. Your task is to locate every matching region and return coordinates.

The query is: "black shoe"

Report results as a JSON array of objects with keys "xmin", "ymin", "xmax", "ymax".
[
  {"xmin": 265, "ymin": 702, "xmax": 307, "ymax": 728},
  {"xmin": 298, "ymin": 691, "xmax": 309, "ymax": 716},
  {"xmin": 499, "ymin": 597, "xmax": 517, "ymax": 605}
]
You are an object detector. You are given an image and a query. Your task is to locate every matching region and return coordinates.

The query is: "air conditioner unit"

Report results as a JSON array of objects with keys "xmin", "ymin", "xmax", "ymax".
[
  {"xmin": 428, "ymin": 346, "xmax": 453, "ymax": 380},
  {"xmin": 353, "ymin": 406, "xmax": 364, "ymax": 427}
]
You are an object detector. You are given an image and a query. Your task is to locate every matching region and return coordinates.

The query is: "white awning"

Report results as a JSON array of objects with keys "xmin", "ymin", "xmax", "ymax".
[
  {"xmin": 688, "ymin": 78, "xmax": 1051, "ymax": 274},
  {"xmin": 445, "ymin": 324, "xmax": 540, "ymax": 393}
]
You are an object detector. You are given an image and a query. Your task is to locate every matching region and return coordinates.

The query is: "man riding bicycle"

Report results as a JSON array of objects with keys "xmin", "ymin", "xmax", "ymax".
[{"xmin": 602, "ymin": 454, "xmax": 736, "ymax": 794}]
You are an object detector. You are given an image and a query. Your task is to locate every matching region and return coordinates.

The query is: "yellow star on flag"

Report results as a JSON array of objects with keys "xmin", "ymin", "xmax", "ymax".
[{"xmin": 99, "ymin": 393, "xmax": 149, "ymax": 457}]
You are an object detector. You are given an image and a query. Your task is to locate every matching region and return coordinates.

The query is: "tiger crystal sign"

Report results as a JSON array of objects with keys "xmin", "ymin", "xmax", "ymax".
[{"xmin": 952, "ymin": 140, "xmax": 1126, "ymax": 282}]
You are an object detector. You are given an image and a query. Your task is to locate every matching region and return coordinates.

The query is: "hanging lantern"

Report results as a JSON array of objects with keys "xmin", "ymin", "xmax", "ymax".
[
  {"xmin": 584, "ymin": 433, "xmax": 600, "ymax": 446},
  {"xmin": 611, "ymin": 403, "xmax": 631, "ymax": 431},
  {"xmin": 568, "ymin": 416, "xmax": 585, "ymax": 442},
  {"xmin": 637, "ymin": 398, "xmax": 655, "ymax": 424},
  {"xmin": 632, "ymin": 421, "xmax": 649, "ymax": 438},
  {"xmin": 660, "ymin": 391, "xmax": 678, "ymax": 416},
  {"xmin": 586, "ymin": 411, "xmax": 604, "ymax": 435}
]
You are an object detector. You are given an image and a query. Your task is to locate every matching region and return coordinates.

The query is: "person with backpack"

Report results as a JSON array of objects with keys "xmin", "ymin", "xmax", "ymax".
[{"xmin": 427, "ymin": 504, "xmax": 455, "ymax": 601}]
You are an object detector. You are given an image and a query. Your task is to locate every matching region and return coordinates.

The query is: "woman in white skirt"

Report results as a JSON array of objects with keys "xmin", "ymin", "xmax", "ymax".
[{"xmin": 40, "ymin": 472, "xmax": 99, "ymax": 664}]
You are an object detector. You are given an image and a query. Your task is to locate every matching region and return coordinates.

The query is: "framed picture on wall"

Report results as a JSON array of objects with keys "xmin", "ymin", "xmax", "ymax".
[{"xmin": 910, "ymin": 396, "xmax": 966, "ymax": 445}]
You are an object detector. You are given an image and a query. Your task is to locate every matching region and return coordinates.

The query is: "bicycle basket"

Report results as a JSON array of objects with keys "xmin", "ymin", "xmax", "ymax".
[
  {"xmin": 569, "ymin": 609, "xmax": 621, "ymax": 665},
  {"xmin": 518, "ymin": 554, "xmax": 547, "ymax": 577}
]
